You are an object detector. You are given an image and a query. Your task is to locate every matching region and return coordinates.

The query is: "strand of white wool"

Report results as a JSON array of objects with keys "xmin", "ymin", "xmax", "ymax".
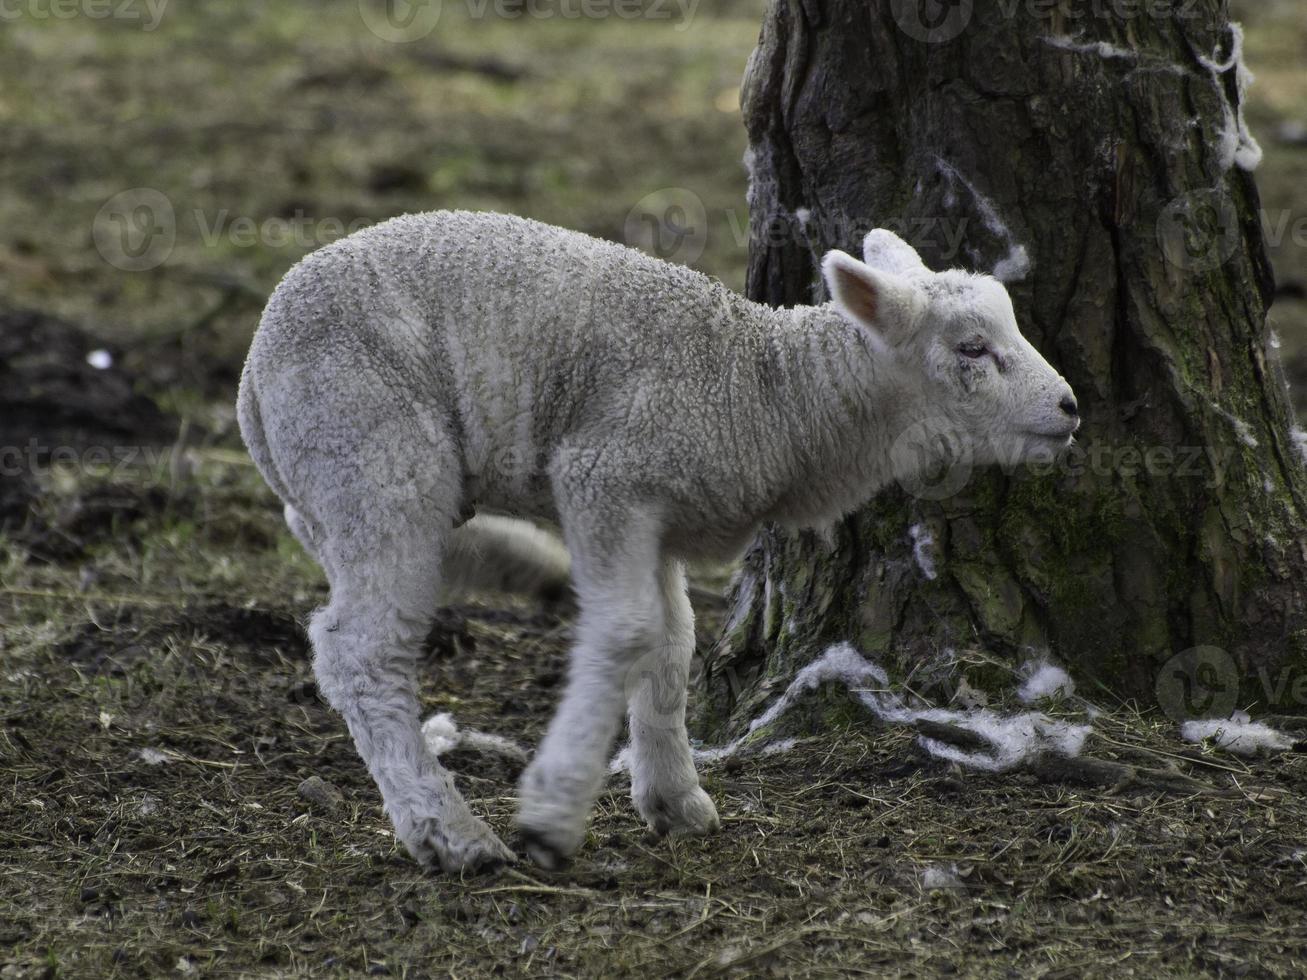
[
  {"xmin": 423, "ymin": 650, "xmax": 1293, "ymax": 775},
  {"xmin": 934, "ymin": 158, "xmax": 1031, "ymax": 284},
  {"xmin": 420, "ymin": 712, "xmax": 530, "ymax": 763},
  {"xmin": 1042, "ymin": 34, "xmax": 1137, "ymax": 61},
  {"xmin": 1194, "ymin": 22, "xmax": 1262, "ymax": 172},
  {"xmin": 1180, "ymin": 712, "xmax": 1294, "ymax": 757},
  {"xmin": 1017, "ymin": 661, "xmax": 1075, "ymax": 704},
  {"xmin": 609, "ymin": 643, "xmax": 885, "ymax": 773},
  {"xmin": 1267, "ymin": 332, "xmax": 1307, "ymax": 468},
  {"xmin": 610, "ymin": 643, "xmax": 1091, "ymax": 775},
  {"xmin": 1211, "ymin": 401, "xmax": 1259, "ymax": 448},
  {"xmin": 909, "ymin": 523, "xmax": 937, "ymax": 581},
  {"xmin": 1291, "ymin": 428, "xmax": 1307, "ymax": 467}
]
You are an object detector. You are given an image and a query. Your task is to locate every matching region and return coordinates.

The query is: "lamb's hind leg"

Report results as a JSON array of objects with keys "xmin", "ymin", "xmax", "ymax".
[
  {"xmin": 310, "ymin": 518, "xmax": 514, "ymax": 873},
  {"xmin": 626, "ymin": 560, "xmax": 719, "ymax": 838}
]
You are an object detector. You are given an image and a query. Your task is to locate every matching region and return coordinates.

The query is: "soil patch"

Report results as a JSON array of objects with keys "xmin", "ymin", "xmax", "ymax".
[
  {"xmin": 10, "ymin": 482, "xmax": 183, "ymax": 564},
  {"xmin": 0, "ymin": 307, "xmax": 176, "ymax": 452}
]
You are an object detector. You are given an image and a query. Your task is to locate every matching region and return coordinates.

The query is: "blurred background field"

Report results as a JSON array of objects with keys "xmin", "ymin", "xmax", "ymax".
[
  {"xmin": 0, "ymin": 0, "xmax": 761, "ymax": 427},
  {"xmin": 3, "ymin": 2, "xmax": 1307, "ymax": 976},
  {"xmin": 1, "ymin": 0, "xmax": 1301, "ymax": 427},
  {"xmin": 1238, "ymin": 0, "xmax": 1307, "ymax": 404}
]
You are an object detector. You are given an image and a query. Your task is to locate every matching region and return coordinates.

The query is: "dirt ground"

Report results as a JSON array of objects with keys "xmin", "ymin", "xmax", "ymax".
[
  {"xmin": 4, "ymin": 310, "xmax": 1307, "ymax": 978},
  {"xmin": 4, "ymin": 0, "xmax": 1307, "ymax": 977}
]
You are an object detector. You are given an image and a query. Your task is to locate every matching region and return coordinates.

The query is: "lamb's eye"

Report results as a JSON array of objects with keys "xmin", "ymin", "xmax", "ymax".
[{"xmin": 957, "ymin": 340, "xmax": 988, "ymax": 359}]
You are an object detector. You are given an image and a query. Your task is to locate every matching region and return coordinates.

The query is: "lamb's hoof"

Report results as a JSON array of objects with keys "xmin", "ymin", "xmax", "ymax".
[
  {"xmin": 406, "ymin": 816, "xmax": 516, "ymax": 875},
  {"xmin": 637, "ymin": 785, "xmax": 721, "ymax": 838},
  {"xmin": 515, "ymin": 778, "xmax": 587, "ymax": 868},
  {"xmin": 519, "ymin": 827, "xmax": 573, "ymax": 871}
]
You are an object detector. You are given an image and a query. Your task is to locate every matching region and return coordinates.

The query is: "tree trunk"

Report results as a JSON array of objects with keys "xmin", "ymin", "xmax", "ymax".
[{"xmin": 698, "ymin": 0, "xmax": 1307, "ymax": 737}]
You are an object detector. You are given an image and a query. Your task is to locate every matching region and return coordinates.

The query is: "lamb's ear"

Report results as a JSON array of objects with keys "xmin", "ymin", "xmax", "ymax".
[
  {"xmin": 821, "ymin": 249, "xmax": 924, "ymax": 351},
  {"xmin": 861, "ymin": 229, "xmax": 928, "ymax": 278}
]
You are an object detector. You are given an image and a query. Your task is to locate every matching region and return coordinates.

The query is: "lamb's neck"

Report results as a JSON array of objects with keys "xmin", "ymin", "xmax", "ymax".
[{"xmin": 757, "ymin": 303, "xmax": 911, "ymax": 529}]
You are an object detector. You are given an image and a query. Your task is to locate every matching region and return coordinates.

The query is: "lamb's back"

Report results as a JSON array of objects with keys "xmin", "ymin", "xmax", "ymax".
[
  {"xmin": 265, "ymin": 211, "xmax": 763, "ymax": 425},
  {"xmin": 248, "ymin": 211, "xmax": 779, "ymax": 513}
]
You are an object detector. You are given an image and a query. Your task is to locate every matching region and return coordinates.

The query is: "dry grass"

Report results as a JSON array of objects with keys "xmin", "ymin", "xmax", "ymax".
[{"xmin": 4, "ymin": 452, "xmax": 1307, "ymax": 978}]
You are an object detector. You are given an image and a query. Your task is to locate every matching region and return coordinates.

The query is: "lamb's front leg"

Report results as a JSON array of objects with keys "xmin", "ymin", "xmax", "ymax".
[
  {"xmin": 516, "ymin": 511, "xmax": 664, "ymax": 868},
  {"xmin": 626, "ymin": 560, "xmax": 719, "ymax": 838}
]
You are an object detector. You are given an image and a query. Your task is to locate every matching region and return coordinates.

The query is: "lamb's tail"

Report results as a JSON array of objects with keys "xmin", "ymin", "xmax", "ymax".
[{"xmin": 444, "ymin": 514, "xmax": 572, "ymax": 603}]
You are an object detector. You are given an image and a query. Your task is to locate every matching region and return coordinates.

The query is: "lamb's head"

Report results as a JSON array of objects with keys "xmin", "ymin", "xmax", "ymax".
[{"xmin": 822, "ymin": 230, "xmax": 1079, "ymax": 476}]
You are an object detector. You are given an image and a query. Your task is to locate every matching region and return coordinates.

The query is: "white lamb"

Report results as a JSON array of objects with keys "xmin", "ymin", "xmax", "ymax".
[{"xmin": 237, "ymin": 210, "xmax": 1079, "ymax": 872}]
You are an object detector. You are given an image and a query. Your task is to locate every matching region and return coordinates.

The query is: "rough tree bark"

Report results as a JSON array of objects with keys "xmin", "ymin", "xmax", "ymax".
[{"xmin": 698, "ymin": 0, "xmax": 1307, "ymax": 738}]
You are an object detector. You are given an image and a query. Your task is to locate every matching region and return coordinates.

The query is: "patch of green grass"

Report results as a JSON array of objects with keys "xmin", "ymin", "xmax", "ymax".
[{"xmin": 0, "ymin": 0, "xmax": 760, "ymax": 399}]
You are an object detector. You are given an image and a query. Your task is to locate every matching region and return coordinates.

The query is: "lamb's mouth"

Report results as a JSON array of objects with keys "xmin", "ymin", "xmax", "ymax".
[{"xmin": 1022, "ymin": 429, "xmax": 1077, "ymax": 446}]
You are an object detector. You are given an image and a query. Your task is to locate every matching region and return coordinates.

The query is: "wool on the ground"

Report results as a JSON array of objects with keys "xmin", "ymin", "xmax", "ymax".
[{"xmin": 1180, "ymin": 713, "xmax": 1294, "ymax": 757}]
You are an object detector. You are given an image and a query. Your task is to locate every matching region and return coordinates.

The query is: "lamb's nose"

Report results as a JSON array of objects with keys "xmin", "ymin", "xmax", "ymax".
[{"xmin": 1058, "ymin": 394, "xmax": 1079, "ymax": 419}]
